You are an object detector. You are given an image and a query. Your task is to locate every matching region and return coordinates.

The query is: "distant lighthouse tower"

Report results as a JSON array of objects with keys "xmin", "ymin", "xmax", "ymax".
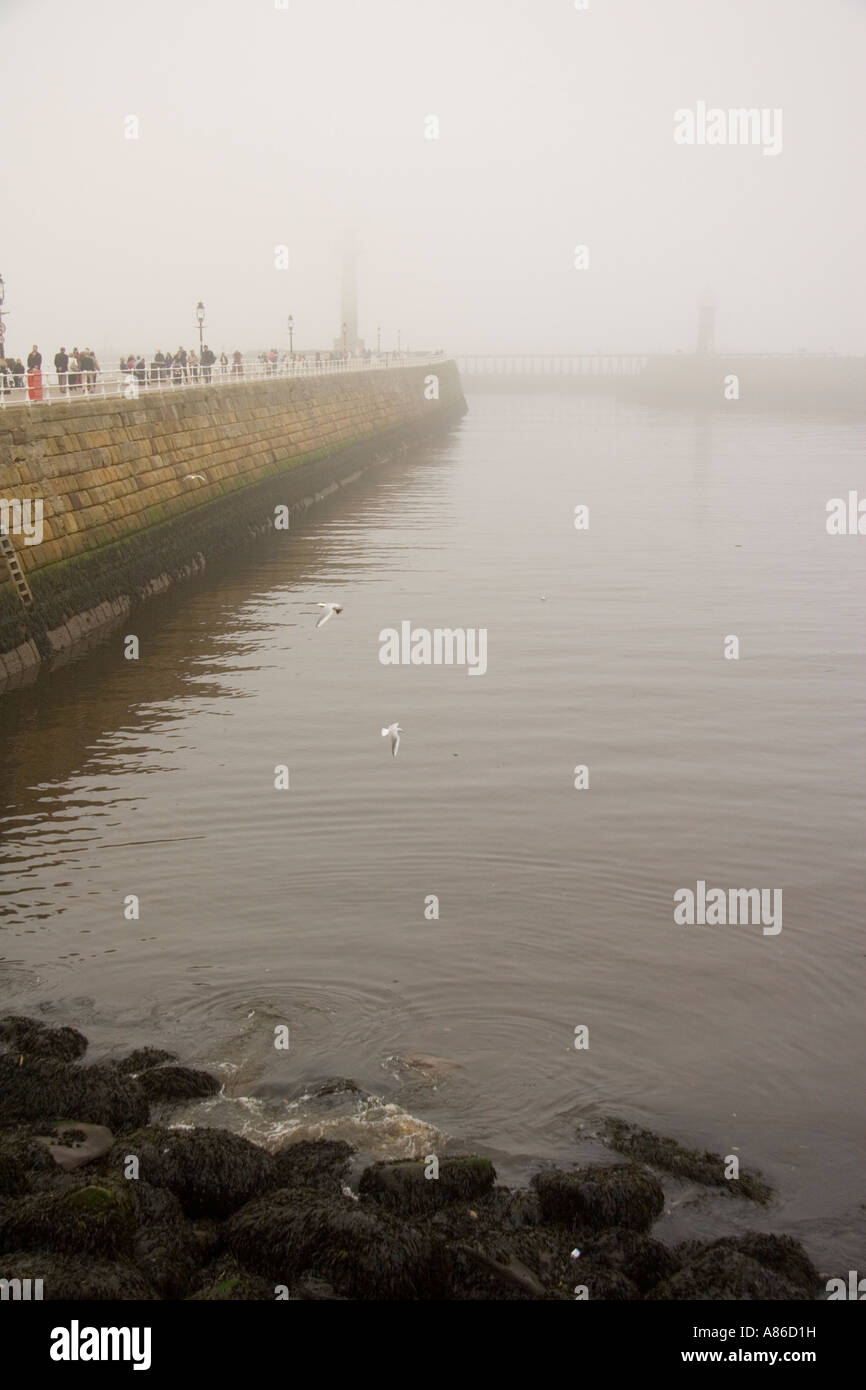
[
  {"xmin": 696, "ymin": 297, "xmax": 715, "ymax": 354},
  {"xmin": 334, "ymin": 247, "xmax": 365, "ymax": 355}
]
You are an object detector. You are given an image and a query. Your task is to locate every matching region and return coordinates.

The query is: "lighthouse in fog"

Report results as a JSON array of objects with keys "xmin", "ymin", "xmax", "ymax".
[{"xmin": 335, "ymin": 247, "xmax": 365, "ymax": 355}]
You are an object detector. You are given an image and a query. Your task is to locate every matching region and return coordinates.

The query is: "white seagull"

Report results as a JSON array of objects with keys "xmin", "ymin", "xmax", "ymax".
[
  {"xmin": 184, "ymin": 474, "xmax": 207, "ymax": 482},
  {"xmin": 315, "ymin": 602, "xmax": 343, "ymax": 628},
  {"xmin": 381, "ymin": 723, "xmax": 402, "ymax": 758}
]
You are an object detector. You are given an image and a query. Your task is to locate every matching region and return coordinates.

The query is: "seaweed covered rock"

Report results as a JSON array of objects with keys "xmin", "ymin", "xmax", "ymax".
[
  {"xmin": 270, "ymin": 1139, "xmax": 354, "ymax": 1193},
  {"xmin": 0, "ymin": 1056, "xmax": 72, "ymax": 1126},
  {"xmin": 0, "ymin": 1126, "xmax": 58, "ymax": 1195},
  {"xmin": 0, "ymin": 1250, "xmax": 156, "ymax": 1299},
  {"xmin": 446, "ymin": 1226, "xmax": 571, "ymax": 1300},
  {"xmin": 69, "ymin": 1066, "xmax": 148, "ymax": 1132},
  {"xmin": 531, "ymin": 1163, "xmax": 664, "ymax": 1232},
  {"xmin": 424, "ymin": 1192, "xmax": 575, "ymax": 1299},
  {"xmin": 0, "ymin": 1015, "xmax": 88, "ymax": 1062},
  {"xmin": 112, "ymin": 1047, "xmax": 178, "ymax": 1075},
  {"xmin": 0, "ymin": 1014, "xmax": 826, "ymax": 1303},
  {"xmin": 136, "ymin": 1066, "xmax": 221, "ymax": 1103},
  {"xmin": 226, "ymin": 1187, "xmax": 446, "ymax": 1299},
  {"xmin": 359, "ymin": 1155, "xmax": 496, "ymax": 1216},
  {"xmin": 105, "ymin": 1126, "xmax": 275, "ymax": 1219},
  {"xmin": 648, "ymin": 1246, "xmax": 811, "ymax": 1300},
  {"xmin": 690, "ymin": 1233, "xmax": 819, "ymax": 1297},
  {"xmin": 478, "ymin": 1188, "xmax": 542, "ymax": 1230},
  {"xmin": 0, "ymin": 1054, "xmax": 148, "ymax": 1133},
  {"xmin": 188, "ymin": 1256, "xmax": 275, "ymax": 1301},
  {"xmin": 292, "ymin": 1275, "xmax": 346, "ymax": 1300},
  {"xmin": 188, "ymin": 1219, "xmax": 222, "ymax": 1267},
  {"xmin": 446, "ymin": 1247, "xmax": 550, "ymax": 1299},
  {"xmin": 574, "ymin": 1229, "xmax": 681, "ymax": 1295},
  {"xmin": 127, "ymin": 1181, "xmax": 206, "ymax": 1299},
  {"xmin": 574, "ymin": 1268, "xmax": 641, "ymax": 1300},
  {"xmin": 603, "ymin": 1118, "xmax": 773, "ymax": 1204},
  {"xmin": 0, "ymin": 1180, "xmax": 136, "ymax": 1259}
]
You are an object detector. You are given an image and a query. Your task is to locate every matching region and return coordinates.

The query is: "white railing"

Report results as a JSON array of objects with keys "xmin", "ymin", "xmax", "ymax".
[
  {"xmin": 0, "ymin": 352, "xmax": 447, "ymax": 408},
  {"xmin": 456, "ymin": 352, "xmax": 860, "ymax": 375},
  {"xmin": 456, "ymin": 354, "xmax": 650, "ymax": 376}
]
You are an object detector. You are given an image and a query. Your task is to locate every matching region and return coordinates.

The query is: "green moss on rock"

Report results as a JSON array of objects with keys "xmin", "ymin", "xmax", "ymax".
[
  {"xmin": 0, "ymin": 1179, "xmax": 136, "ymax": 1258},
  {"xmin": 65, "ymin": 1185, "xmax": 115, "ymax": 1212}
]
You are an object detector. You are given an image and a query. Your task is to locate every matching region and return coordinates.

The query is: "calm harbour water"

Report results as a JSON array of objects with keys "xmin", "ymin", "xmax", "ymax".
[{"xmin": 1, "ymin": 392, "xmax": 863, "ymax": 1268}]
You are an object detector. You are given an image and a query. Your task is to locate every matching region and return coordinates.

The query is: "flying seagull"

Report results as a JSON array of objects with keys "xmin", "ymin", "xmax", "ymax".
[
  {"xmin": 381, "ymin": 723, "xmax": 402, "ymax": 758},
  {"xmin": 315, "ymin": 602, "xmax": 343, "ymax": 628},
  {"xmin": 184, "ymin": 474, "xmax": 206, "ymax": 482}
]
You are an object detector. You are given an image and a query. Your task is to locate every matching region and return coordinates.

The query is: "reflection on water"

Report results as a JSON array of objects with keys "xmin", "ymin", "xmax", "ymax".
[{"xmin": 1, "ymin": 393, "xmax": 864, "ymax": 1266}]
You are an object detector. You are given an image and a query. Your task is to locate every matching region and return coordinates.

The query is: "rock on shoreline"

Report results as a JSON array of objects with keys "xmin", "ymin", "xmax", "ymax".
[{"xmin": 0, "ymin": 1015, "xmax": 821, "ymax": 1300}]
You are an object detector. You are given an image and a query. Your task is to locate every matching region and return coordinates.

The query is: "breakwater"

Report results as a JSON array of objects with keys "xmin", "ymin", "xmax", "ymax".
[
  {"xmin": 458, "ymin": 354, "xmax": 866, "ymax": 410},
  {"xmin": 0, "ymin": 361, "xmax": 466, "ymax": 679},
  {"xmin": 0, "ymin": 1015, "xmax": 825, "ymax": 1300}
]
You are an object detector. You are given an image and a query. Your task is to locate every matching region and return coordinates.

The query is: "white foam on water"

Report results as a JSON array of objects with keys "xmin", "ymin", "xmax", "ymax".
[
  {"xmin": 164, "ymin": 1088, "xmax": 445, "ymax": 1161},
  {"xmin": 267, "ymin": 1094, "xmax": 445, "ymax": 1160}
]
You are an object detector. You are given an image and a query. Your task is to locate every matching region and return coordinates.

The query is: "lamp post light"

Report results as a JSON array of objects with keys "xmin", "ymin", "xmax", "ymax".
[
  {"xmin": 287, "ymin": 314, "xmax": 294, "ymax": 359},
  {"xmin": 196, "ymin": 301, "xmax": 205, "ymax": 357},
  {"xmin": 376, "ymin": 324, "xmax": 381, "ymax": 355}
]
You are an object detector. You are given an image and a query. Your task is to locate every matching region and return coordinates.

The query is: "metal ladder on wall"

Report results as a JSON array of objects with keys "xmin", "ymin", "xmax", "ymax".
[{"xmin": 0, "ymin": 530, "xmax": 34, "ymax": 608}]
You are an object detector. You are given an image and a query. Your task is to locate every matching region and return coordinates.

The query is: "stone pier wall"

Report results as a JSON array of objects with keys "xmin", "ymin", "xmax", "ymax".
[{"xmin": 0, "ymin": 361, "xmax": 465, "ymax": 676}]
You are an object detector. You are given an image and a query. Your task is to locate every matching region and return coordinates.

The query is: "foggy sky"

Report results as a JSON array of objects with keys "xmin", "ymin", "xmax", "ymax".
[{"xmin": 2, "ymin": 0, "xmax": 864, "ymax": 361}]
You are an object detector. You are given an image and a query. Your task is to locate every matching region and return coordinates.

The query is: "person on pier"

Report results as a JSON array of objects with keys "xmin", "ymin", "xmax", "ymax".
[
  {"xmin": 26, "ymin": 344, "xmax": 43, "ymax": 401},
  {"xmin": 54, "ymin": 346, "xmax": 69, "ymax": 392}
]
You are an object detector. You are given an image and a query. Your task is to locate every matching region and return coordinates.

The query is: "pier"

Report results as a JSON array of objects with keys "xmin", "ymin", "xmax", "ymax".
[{"xmin": 457, "ymin": 352, "xmax": 866, "ymax": 408}]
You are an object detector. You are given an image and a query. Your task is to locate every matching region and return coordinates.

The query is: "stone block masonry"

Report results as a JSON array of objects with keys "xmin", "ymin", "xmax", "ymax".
[{"xmin": 0, "ymin": 362, "xmax": 466, "ymax": 677}]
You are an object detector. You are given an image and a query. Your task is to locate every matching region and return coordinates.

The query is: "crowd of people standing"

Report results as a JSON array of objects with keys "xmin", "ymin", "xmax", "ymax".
[
  {"xmin": 0, "ymin": 351, "xmax": 27, "ymax": 388},
  {"xmin": 0, "ymin": 343, "xmax": 226, "ymax": 397},
  {"xmin": 0, "ymin": 345, "xmax": 101, "ymax": 399},
  {"xmin": 1, "ymin": 340, "xmax": 397, "ymax": 401},
  {"xmin": 113, "ymin": 346, "xmax": 253, "ymax": 385},
  {"xmin": 52, "ymin": 346, "xmax": 100, "ymax": 393},
  {"xmin": 137, "ymin": 345, "xmax": 221, "ymax": 385},
  {"xmin": 119, "ymin": 346, "xmax": 314, "ymax": 385}
]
